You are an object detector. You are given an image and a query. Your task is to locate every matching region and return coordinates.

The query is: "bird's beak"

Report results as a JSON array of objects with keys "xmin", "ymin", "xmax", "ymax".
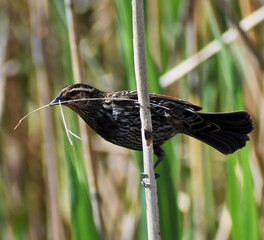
[{"xmin": 49, "ymin": 92, "xmax": 66, "ymax": 106}]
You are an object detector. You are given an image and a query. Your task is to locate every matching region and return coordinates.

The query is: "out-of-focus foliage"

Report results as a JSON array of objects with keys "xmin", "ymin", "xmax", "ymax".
[{"xmin": 0, "ymin": 0, "xmax": 263, "ymax": 239}]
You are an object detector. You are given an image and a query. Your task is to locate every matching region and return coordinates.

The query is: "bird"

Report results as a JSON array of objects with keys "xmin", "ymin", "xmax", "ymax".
[{"xmin": 50, "ymin": 83, "xmax": 253, "ymax": 168}]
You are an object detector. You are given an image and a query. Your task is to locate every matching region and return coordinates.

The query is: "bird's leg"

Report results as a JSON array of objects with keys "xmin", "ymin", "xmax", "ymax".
[
  {"xmin": 154, "ymin": 146, "xmax": 165, "ymax": 169},
  {"xmin": 140, "ymin": 147, "xmax": 164, "ymax": 186},
  {"xmin": 152, "ymin": 146, "xmax": 165, "ymax": 179}
]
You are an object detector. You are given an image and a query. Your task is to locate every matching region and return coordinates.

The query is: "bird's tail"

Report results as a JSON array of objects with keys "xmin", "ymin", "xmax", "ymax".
[{"xmin": 185, "ymin": 111, "xmax": 253, "ymax": 154}]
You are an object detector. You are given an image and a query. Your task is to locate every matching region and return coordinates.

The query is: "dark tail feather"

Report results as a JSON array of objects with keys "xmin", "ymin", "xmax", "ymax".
[{"xmin": 185, "ymin": 111, "xmax": 253, "ymax": 154}]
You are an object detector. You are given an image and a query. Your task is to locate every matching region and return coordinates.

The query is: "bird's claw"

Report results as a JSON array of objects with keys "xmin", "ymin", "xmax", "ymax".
[
  {"xmin": 141, "ymin": 172, "xmax": 148, "ymax": 178},
  {"xmin": 140, "ymin": 172, "xmax": 159, "ymax": 188},
  {"xmin": 141, "ymin": 173, "xmax": 150, "ymax": 188},
  {"xmin": 141, "ymin": 179, "xmax": 151, "ymax": 188}
]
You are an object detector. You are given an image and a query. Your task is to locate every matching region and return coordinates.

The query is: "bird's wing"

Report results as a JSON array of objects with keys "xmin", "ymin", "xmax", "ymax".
[
  {"xmin": 107, "ymin": 91, "xmax": 202, "ymax": 111},
  {"xmin": 148, "ymin": 93, "xmax": 202, "ymax": 111}
]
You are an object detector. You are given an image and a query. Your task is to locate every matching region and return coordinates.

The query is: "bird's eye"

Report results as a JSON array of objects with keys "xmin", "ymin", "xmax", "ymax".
[{"xmin": 67, "ymin": 90, "xmax": 78, "ymax": 98}]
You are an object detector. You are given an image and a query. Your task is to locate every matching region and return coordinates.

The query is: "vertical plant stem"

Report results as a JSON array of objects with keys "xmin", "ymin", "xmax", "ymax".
[
  {"xmin": 63, "ymin": 0, "xmax": 105, "ymax": 236},
  {"xmin": 186, "ymin": 3, "xmax": 206, "ymax": 239},
  {"xmin": 0, "ymin": 9, "xmax": 8, "ymax": 121},
  {"xmin": 131, "ymin": 0, "xmax": 160, "ymax": 239},
  {"xmin": 29, "ymin": 0, "xmax": 64, "ymax": 239}
]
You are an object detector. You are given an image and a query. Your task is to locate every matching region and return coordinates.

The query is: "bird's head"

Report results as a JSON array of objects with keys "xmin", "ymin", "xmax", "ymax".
[{"xmin": 50, "ymin": 83, "xmax": 105, "ymax": 110}]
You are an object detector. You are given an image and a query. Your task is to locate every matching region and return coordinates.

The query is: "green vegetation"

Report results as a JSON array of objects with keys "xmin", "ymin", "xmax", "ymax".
[{"xmin": 0, "ymin": 0, "xmax": 262, "ymax": 239}]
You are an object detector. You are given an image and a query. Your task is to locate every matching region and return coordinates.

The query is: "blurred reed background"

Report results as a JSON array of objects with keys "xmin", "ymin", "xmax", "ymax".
[{"xmin": 0, "ymin": 0, "xmax": 263, "ymax": 239}]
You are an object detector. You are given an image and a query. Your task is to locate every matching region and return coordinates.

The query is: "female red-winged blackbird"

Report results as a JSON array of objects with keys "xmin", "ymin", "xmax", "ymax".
[{"xmin": 50, "ymin": 83, "xmax": 253, "ymax": 168}]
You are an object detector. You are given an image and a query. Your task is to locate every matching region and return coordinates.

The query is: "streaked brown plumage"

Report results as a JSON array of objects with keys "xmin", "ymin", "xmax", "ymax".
[{"xmin": 50, "ymin": 83, "xmax": 253, "ymax": 168}]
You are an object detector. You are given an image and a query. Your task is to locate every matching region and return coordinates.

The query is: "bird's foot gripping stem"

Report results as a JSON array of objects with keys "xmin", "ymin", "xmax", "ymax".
[
  {"xmin": 140, "ymin": 172, "xmax": 160, "ymax": 188},
  {"xmin": 141, "ymin": 173, "xmax": 150, "ymax": 188},
  {"xmin": 140, "ymin": 147, "xmax": 164, "ymax": 187}
]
